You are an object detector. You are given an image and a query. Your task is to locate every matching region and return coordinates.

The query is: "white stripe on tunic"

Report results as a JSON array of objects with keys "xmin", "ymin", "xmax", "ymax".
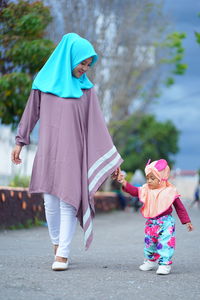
[
  {"xmin": 84, "ymin": 220, "xmax": 93, "ymax": 246},
  {"xmin": 88, "ymin": 145, "xmax": 117, "ymax": 179},
  {"xmin": 83, "ymin": 206, "xmax": 91, "ymax": 226},
  {"xmin": 89, "ymin": 153, "xmax": 121, "ymax": 193}
]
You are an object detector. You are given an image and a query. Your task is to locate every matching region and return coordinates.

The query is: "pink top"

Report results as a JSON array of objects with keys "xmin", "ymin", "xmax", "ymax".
[{"xmin": 123, "ymin": 182, "xmax": 191, "ymax": 224}]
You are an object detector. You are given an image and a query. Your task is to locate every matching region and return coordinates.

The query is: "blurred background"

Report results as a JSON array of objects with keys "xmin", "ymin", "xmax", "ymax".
[{"xmin": 0, "ymin": 0, "xmax": 200, "ymax": 200}]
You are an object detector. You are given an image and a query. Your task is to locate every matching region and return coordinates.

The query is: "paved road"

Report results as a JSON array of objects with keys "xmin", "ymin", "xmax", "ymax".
[{"xmin": 0, "ymin": 204, "xmax": 200, "ymax": 300}]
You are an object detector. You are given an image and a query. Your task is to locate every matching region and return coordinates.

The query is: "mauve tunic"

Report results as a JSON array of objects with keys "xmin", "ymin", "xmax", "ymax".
[{"xmin": 16, "ymin": 88, "xmax": 123, "ymax": 248}]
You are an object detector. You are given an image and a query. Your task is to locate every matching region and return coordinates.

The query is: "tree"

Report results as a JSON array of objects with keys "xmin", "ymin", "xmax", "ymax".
[
  {"xmin": 44, "ymin": 0, "xmax": 187, "ymax": 122},
  {"xmin": 0, "ymin": 0, "xmax": 187, "ymax": 128},
  {"xmin": 110, "ymin": 114, "xmax": 179, "ymax": 172},
  {"xmin": 0, "ymin": 0, "xmax": 55, "ymax": 127}
]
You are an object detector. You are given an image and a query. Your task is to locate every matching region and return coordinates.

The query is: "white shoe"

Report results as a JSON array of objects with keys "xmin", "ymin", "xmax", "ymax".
[
  {"xmin": 52, "ymin": 260, "xmax": 69, "ymax": 271},
  {"xmin": 139, "ymin": 260, "xmax": 157, "ymax": 271},
  {"xmin": 156, "ymin": 265, "xmax": 171, "ymax": 275}
]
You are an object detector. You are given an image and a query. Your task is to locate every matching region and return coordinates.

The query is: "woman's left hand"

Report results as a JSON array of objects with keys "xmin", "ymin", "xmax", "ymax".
[{"xmin": 111, "ymin": 167, "xmax": 121, "ymax": 180}]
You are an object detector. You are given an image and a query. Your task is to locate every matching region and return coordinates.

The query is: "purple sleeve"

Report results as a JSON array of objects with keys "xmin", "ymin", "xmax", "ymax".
[
  {"xmin": 15, "ymin": 90, "xmax": 41, "ymax": 146},
  {"xmin": 173, "ymin": 197, "xmax": 191, "ymax": 224},
  {"xmin": 122, "ymin": 182, "xmax": 139, "ymax": 197}
]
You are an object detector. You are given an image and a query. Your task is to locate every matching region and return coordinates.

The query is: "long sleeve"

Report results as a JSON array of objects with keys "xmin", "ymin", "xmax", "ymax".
[
  {"xmin": 122, "ymin": 182, "xmax": 139, "ymax": 197},
  {"xmin": 15, "ymin": 89, "xmax": 41, "ymax": 146},
  {"xmin": 173, "ymin": 197, "xmax": 191, "ymax": 224}
]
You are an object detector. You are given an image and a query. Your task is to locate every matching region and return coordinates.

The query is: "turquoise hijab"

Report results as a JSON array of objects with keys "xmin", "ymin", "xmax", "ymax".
[{"xmin": 32, "ymin": 33, "xmax": 98, "ymax": 98}]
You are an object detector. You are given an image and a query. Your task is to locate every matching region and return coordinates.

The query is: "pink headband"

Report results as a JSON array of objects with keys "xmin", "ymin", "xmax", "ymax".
[{"xmin": 154, "ymin": 159, "xmax": 168, "ymax": 171}]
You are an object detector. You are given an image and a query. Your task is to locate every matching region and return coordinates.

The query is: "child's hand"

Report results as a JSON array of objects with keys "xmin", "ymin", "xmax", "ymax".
[
  {"xmin": 111, "ymin": 167, "xmax": 121, "ymax": 180},
  {"xmin": 117, "ymin": 171, "xmax": 127, "ymax": 187},
  {"xmin": 186, "ymin": 222, "xmax": 194, "ymax": 232},
  {"xmin": 117, "ymin": 173, "xmax": 125, "ymax": 183}
]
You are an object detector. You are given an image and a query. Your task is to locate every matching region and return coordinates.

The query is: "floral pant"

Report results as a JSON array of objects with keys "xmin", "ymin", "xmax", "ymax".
[{"xmin": 144, "ymin": 215, "xmax": 175, "ymax": 265}]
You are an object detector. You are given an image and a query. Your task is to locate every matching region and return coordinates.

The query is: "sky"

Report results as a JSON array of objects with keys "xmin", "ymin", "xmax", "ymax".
[{"xmin": 150, "ymin": 1, "xmax": 200, "ymax": 170}]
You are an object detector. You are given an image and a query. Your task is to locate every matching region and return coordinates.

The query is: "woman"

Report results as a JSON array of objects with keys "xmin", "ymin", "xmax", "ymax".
[{"xmin": 11, "ymin": 33, "xmax": 122, "ymax": 271}]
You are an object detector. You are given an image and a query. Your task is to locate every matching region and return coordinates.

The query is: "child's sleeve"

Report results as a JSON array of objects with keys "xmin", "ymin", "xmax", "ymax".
[
  {"xmin": 15, "ymin": 89, "xmax": 41, "ymax": 146},
  {"xmin": 173, "ymin": 197, "xmax": 191, "ymax": 224},
  {"xmin": 122, "ymin": 182, "xmax": 139, "ymax": 197}
]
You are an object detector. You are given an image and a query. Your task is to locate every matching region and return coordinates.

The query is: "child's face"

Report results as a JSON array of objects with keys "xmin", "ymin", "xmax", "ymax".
[
  {"xmin": 72, "ymin": 57, "xmax": 93, "ymax": 78},
  {"xmin": 146, "ymin": 172, "xmax": 160, "ymax": 189}
]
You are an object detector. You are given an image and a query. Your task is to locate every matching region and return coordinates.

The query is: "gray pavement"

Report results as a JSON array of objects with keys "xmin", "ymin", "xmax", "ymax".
[{"xmin": 0, "ymin": 204, "xmax": 200, "ymax": 300}]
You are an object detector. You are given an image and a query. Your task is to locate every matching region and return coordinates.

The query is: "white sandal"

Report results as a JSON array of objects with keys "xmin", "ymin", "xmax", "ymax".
[{"xmin": 52, "ymin": 260, "xmax": 69, "ymax": 271}]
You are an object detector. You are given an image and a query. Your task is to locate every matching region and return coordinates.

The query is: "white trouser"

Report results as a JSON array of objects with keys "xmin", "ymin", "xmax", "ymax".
[{"xmin": 44, "ymin": 193, "xmax": 77, "ymax": 258}]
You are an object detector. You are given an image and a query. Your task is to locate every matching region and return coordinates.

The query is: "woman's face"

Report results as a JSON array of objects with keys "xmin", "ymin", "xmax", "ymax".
[
  {"xmin": 146, "ymin": 172, "xmax": 160, "ymax": 189},
  {"xmin": 72, "ymin": 57, "xmax": 93, "ymax": 78}
]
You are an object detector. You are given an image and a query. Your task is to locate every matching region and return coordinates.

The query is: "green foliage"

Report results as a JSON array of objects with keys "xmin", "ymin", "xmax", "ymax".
[
  {"xmin": 6, "ymin": 217, "xmax": 45, "ymax": 230},
  {"xmin": 159, "ymin": 32, "xmax": 188, "ymax": 79},
  {"xmin": 195, "ymin": 31, "xmax": 200, "ymax": 44},
  {"xmin": 124, "ymin": 172, "xmax": 133, "ymax": 183},
  {"xmin": 0, "ymin": 73, "xmax": 32, "ymax": 125},
  {"xmin": 165, "ymin": 77, "xmax": 175, "ymax": 87},
  {"xmin": 9, "ymin": 174, "xmax": 30, "ymax": 187},
  {"xmin": 110, "ymin": 114, "xmax": 179, "ymax": 172},
  {"xmin": 0, "ymin": 0, "xmax": 55, "ymax": 128},
  {"xmin": 173, "ymin": 63, "xmax": 187, "ymax": 75},
  {"xmin": 195, "ymin": 13, "xmax": 200, "ymax": 44}
]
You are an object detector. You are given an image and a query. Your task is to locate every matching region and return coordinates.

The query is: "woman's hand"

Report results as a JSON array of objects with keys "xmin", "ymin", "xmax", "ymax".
[
  {"xmin": 11, "ymin": 145, "xmax": 22, "ymax": 164},
  {"xmin": 111, "ymin": 167, "xmax": 121, "ymax": 180},
  {"xmin": 186, "ymin": 222, "xmax": 194, "ymax": 232},
  {"xmin": 117, "ymin": 173, "xmax": 127, "ymax": 187},
  {"xmin": 112, "ymin": 168, "xmax": 127, "ymax": 187}
]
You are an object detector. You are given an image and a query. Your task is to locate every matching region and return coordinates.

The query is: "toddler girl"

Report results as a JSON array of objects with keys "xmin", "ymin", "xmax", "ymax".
[{"xmin": 116, "ymin": 159, "xmax": 193, "ymax": 275}]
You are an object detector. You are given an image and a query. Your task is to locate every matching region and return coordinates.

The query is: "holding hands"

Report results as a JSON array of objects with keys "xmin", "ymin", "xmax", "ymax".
[{"xmin": 112, "ymin": 167, "xmax": 127, "ymax": 187}]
